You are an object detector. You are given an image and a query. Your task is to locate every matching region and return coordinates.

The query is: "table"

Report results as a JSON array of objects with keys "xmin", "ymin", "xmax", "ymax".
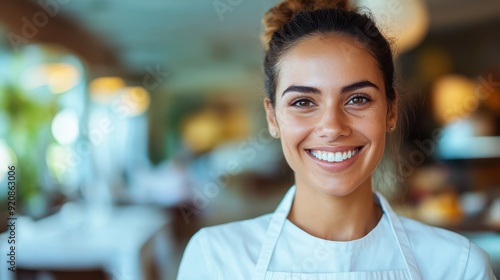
[{"xmin": 0, "ymin": 204, "xmax": 173, "ymax": 280}]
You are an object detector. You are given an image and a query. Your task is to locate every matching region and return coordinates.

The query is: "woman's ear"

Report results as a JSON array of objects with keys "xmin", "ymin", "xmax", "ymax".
[
  {"xmin": 386, "ymin": 92, "xmax": 398, "ymax": 132},
  {"xmin": 264, "ymin": 98, "xmax": 280, "ymax": 138}
]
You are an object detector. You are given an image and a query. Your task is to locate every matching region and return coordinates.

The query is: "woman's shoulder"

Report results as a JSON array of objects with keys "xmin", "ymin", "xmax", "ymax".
[
  {"xmin": 187, "ymin": 213, "xmax": 273, "ymax": 257},
  {"xmin": 399, "ymin": 215, "xmax": 469, "ymax": 245},
  {"xmin": 207, "ymin": 212, "xmax": 273, "ymax": 232},
  {"xmin": 198, "ymin": 212, "xmax": 273, "ymax": 241},
  {"xmin": 177, "ymin": 213, "xmax": 273, "ymax": 279},
  {"xmin": 398, "ymin": 215, "xmax": 496, "ymax": 279}
]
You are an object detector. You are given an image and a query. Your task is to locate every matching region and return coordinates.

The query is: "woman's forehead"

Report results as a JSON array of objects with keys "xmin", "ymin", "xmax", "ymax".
[{"xmin": 276, "ymin": 35, "xmax": 384, "ymax": 92}]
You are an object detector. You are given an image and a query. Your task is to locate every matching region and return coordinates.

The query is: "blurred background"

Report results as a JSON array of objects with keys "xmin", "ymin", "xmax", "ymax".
[{"xmin": 0, "ymin": 0, "xmax": 499, "ymax": 279}]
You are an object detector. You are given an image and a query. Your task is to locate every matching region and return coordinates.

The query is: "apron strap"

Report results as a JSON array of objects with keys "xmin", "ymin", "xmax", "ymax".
[
  {"xmin": 376, "ymin": 192, "xmax": 422, "ymax": 280},
  {"xmin": 253, "ymin": 188, "xmax": 422, "ymax": 280},
  {"xmin": 252, "ymin": 186, "xmax": 296, "ymax": 280}
]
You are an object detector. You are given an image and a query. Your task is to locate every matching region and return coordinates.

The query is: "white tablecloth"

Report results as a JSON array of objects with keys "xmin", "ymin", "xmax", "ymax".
[{"xmin": 0, "ymin": 204, "xmax": 173, "ymax": 280}]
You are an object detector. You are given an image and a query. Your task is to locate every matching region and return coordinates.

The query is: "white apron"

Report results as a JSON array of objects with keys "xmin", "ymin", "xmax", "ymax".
[{"xmin": 252, "ymin": 186, "xmax": 422, "ymax": 280}]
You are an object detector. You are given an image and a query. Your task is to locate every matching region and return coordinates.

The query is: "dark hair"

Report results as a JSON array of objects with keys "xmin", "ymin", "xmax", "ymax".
[{"xmin": 263, "ymin": 8, "xmax": 396, "ymax": 107}]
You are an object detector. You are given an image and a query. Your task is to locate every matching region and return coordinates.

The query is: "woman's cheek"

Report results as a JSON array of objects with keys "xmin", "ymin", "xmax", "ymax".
[{"xmin": 279, "ymin": 113, "xmax": 312, "ymax": 135}]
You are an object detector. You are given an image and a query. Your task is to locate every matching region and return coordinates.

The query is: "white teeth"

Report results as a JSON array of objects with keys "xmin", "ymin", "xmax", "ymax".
[
  {"xmin": 335, "ymin": 152, "xmax": 342, "ymax": 162},
  {"xmin": 327, "ymin": 152, "xmax": 334, "ymax": 162},
  {"xmin": 310, "ymin": 148, "xmax": 360, "ymax": 163}
]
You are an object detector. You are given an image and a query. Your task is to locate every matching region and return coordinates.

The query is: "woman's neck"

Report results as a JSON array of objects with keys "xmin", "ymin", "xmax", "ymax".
[{"xmin": 287, "ymin": 182, "xmax": 383, "ymax": 241}]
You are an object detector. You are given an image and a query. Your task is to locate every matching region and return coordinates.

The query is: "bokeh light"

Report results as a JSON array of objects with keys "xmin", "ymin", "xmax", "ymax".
[
  {"xmin": 118, "ymin": 86, "xmax": 150, "ymax": 116},
  {"xmin": 21, "ymin": 63, "xmax": 82, "ymax": 94},
  {"xmin": 51, "ymin": 109, "xmax": 79, "ymax": 145},
  {"xmin": 432, "ymin": 75, "xmax": 477, "ymax": 124},
  {"xmin": 89, "ymin": 77, "xmax": 125, "ymax": 103}
]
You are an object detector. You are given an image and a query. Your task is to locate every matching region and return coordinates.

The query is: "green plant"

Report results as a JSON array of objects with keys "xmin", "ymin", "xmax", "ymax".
[{"xmin": 0, "ymin": 84, "xmax": 58, "ymax": 215}]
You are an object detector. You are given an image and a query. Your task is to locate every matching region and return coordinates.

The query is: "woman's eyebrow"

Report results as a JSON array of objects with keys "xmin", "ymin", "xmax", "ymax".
[
  {"xmin": 341, "ymin": 80, "xmax": 379, "ymax": 93},
  {"xmin": 282, "ymin": 80, "xmax": 379, "ymax": 97},
  {"xmin": 282, "ymin": 85, "xmax": 320, "ymax": 96}
]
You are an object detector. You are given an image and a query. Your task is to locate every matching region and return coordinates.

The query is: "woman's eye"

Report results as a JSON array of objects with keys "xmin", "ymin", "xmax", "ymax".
[
  {"xmin": 347, "ymin": 95, "xmax": 370, "ymax": 105},
  {"xmin": 292, "ymin": 99, "xmax": 314, "ymax": 107}
]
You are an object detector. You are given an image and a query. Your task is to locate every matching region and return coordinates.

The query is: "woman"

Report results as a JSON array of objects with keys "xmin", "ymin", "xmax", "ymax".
[{"xmin": 178, "ymin": 0, "xmax": 496, "ymax": 279}]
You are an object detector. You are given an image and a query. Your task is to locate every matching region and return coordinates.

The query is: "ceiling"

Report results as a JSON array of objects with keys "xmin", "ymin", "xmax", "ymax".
[
  {"xmin": 2, "ymin": 0, "xmax": 500, "ymax": 92},
  {"xmin": 57, "ymin": 0, "xmax": 279, "ymax": 91}
]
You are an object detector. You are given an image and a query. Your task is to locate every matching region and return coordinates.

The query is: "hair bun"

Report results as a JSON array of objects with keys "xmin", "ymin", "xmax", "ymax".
[{"xmin": 262, "ymin": 0, "xmax": 354, "ymax": 50}]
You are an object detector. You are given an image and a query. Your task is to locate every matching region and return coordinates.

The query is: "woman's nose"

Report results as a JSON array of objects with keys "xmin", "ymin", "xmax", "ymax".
[{"xmin": 315, "ymin": 108, "xmax": 351, "ymax": 140}]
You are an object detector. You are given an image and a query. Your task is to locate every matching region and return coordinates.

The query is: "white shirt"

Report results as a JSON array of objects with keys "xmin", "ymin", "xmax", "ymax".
[
  {"xmin": 178, "ymin": 187, "xmax": 496, "ymax": 279},
  {"xmin": 270, "ymin": 214, "xmax": 406, "ymax": 273}
]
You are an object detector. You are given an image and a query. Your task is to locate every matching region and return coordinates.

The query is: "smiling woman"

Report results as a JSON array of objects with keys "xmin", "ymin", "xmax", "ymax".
[
  {"xmin": 177, "ymin": 0, "xmax": 496, "ymax": 279},
  {"xmin": 266, "ymin": 35, "xmax": 393, "ymax": 202}
]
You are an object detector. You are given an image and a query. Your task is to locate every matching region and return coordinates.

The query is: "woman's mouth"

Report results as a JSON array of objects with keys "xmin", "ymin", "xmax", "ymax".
[{"xmin": 307, "ymin": 147, "xmax": 363, "ymax": 163}]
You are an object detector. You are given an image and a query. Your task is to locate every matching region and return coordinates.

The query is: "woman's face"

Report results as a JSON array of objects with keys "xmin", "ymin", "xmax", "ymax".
[{"xmin": 265, "ymin": 35, "xmax": 397, "ymax": 197}]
